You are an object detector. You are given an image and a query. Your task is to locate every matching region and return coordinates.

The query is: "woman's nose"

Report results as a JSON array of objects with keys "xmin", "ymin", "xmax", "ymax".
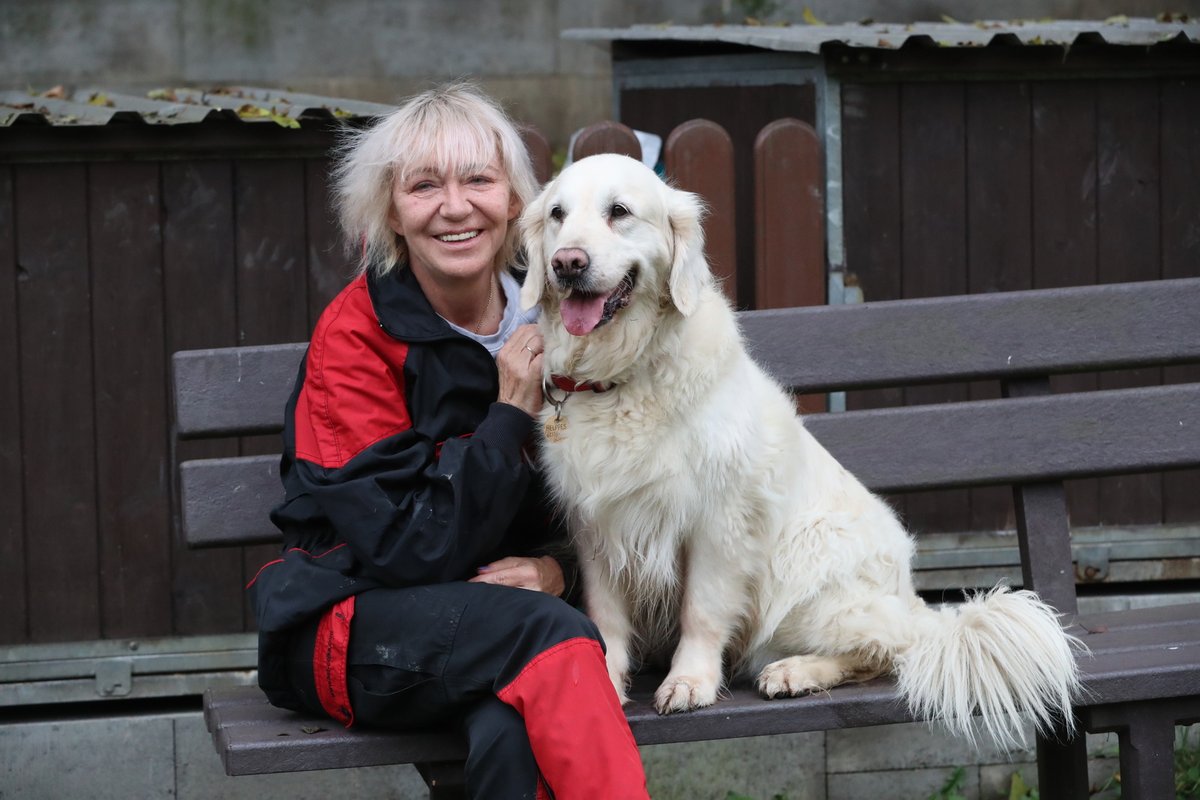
[{"xmin": 440, "ymin": 181, "xmax": 471, "ymax": 217}]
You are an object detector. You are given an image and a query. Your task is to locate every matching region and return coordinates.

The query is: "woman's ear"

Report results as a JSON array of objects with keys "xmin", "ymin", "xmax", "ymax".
[
  {"xmin": 518, "ymin": 190, "xmax": 549, "ymax": 310},
  {"xmin": 666, "ymin": 187, "xmax": 708, "ymax": 317}
]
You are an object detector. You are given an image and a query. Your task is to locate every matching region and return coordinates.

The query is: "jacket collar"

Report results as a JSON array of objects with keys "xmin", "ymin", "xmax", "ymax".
[{"xmin": 367, "ymin": 266, "xmax": 461, "ymax": 343}]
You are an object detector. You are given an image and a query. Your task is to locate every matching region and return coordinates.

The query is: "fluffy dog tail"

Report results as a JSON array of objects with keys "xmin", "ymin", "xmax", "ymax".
[{"xmin": 896, "ymin": 586, "xmax": 1084, "ymax": 749}]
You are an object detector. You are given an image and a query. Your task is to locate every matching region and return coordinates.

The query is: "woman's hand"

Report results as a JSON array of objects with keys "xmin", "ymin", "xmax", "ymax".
[
  {"xmin": 469, "ymin": 555, "xmax": 565, "ymax": 596},
  {"xmin": 496, "ymin": 324, "xmax": 544, "ymax": 417}
]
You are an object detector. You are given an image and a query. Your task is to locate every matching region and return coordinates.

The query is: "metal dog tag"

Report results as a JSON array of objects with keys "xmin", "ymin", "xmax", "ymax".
[{"xmin": 543, "ymin": 415, "xmax": 568, "ymax": 443}]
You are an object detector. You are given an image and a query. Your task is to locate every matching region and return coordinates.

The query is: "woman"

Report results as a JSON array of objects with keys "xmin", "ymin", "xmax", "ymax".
[{"xmin": 249, "ymin": 83, "xmax": 649, "ymax": 799}]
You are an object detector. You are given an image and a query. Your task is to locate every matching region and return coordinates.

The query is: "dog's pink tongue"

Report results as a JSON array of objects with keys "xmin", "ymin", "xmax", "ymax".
[{"xmin": 560, "ymin": 295, "xmax": 606, "ymax": 336}]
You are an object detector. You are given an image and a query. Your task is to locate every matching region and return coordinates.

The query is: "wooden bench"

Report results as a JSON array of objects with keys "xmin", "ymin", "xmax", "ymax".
[{"xmin": 173, "ymin": 277, "xmax": 1200, "ymax": 799}]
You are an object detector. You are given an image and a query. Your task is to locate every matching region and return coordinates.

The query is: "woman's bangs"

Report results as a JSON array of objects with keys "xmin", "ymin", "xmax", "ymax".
[{"xmin": 396, "ymin": 117, "xmax": 499, "ymax": 185}]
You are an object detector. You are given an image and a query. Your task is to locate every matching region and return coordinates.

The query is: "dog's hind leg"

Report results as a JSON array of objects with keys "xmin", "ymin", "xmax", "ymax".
[{"xmin": 755, "ymin": 653, "xmax": 884, "ymax": 699}]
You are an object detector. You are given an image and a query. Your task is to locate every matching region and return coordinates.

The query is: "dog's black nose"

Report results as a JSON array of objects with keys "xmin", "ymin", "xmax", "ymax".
[{"xmin": 551, "ymin": 248, "xmax": 589, "ymax": 280}]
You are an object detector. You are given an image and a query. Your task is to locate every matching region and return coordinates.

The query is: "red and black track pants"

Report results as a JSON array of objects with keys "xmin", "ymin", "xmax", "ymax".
[{"xmin": 283, "ymin": 582, "xmax": 648, "ymax": 799}]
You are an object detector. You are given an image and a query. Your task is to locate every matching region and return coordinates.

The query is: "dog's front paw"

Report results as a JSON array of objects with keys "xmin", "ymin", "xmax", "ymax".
[{"xmin": 654, "ymin": 675, "xmax": 718, "ymax": 714}]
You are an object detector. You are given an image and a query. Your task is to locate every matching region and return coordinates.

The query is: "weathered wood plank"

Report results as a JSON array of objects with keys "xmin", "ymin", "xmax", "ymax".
[
  {"xmin": 1161, "ymin": 77, "xmax": 1200, "ymax": 532},
  {"xmin": 0, "ymin": 165, "xmax": 25, "ymax": 644},
  {"xmin": 666, "ymin": 119, "xmax": 737, "ymax": 304},
  {"xmin": 304, "ymin": 158, "xmax": 353, "ymax": 328},
  {"xmin": 570, "ymin": 120, "xmax": 641, "ymax": 163},
  {"xmin": 1032, "ymin": 80, "xmax": 1100, "ymax": 528},
  {"xmin": 89, "ymin": 161, "xmax": 172, "ymax": 638},
  {"xmin": 1096, "ymin": 80, "xmax": 1164, "ymax": 528},
  {"xmin": 16, "ymin": 163, "xmax": 100, "ymax": 642},
  {"xmin": 900, "ymin": 82, "xmax": 970, "ymax": 534},
  {"xmin": 839, "ymin": 81, "xmax": 908, "ymax": 519},
  {"xmin": 965, "ymin": 81, "xmax": 1033, "ymax": 533},
  {"xmin": 162, "ymin": 159, "xmax": 247, "ymax": 636},
  {"xmin": 234, "ymin": 158, "xmax": 311, "ymax": 626}
]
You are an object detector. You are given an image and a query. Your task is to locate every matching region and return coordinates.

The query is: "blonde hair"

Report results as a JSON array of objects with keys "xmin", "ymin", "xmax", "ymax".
[{"xmin": 332, "ymin": 81, "xmax": 539, "ymax": 276}]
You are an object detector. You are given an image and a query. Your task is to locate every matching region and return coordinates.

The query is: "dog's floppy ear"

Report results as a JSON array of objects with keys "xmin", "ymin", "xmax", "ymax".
[
  {"xmin": 518, "ymin": 188, "xmax": 550, "ymax": 310},
  {"xmin": 666, "ymin": 186, "xmax": 708, "ymax": 317}
]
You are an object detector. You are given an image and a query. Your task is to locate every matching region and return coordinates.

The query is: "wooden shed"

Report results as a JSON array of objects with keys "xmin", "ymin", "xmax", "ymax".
[
  {"xmin": 0, "ymin": 87, "xmax": 392, "ymax": 700},
  {"xmin": 567, "ymin": 18, "xmax": 1200, "ymax": 589}
]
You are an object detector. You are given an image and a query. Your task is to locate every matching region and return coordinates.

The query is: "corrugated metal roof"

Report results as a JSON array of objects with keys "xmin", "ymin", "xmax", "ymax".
[
  {"xmin": 0, "ymin": 85, "xmax": 396, "ymax": 127},
  {"xmin": 564, "ymin": 16, "xmax": 1200, "ymax": 54}
]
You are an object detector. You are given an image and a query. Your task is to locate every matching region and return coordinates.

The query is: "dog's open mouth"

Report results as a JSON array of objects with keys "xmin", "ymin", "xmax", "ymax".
[{"xmin": 560, "ymin": 268, "xmax": 637, "ymax": 336}]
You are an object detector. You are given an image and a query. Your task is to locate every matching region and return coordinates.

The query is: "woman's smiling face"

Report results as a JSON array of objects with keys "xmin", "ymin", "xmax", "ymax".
[{"xmin": 388, "ymin": 156, "xmax": 520, "ymax": 286}]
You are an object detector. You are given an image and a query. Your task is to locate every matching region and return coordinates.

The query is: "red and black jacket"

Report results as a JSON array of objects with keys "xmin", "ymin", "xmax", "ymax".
[{"xmin": 251, "ymin": 265, "xmax": 568, "ymax": 708}]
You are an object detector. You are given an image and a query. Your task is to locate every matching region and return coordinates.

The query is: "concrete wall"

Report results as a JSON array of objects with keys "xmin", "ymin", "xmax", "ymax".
[
  {"xmin": 3, "ymin": 0, "xmax": 1195, "ymax": 145},
  {"xmin": 0, "ymin": 707, "xmax": 1145, "ymax": 799}
]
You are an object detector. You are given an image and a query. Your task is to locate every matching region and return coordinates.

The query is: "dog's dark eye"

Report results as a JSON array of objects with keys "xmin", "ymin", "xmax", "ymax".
[
  {"xmin": 610, "ymin": 203, "xmax": 630, "ymax": 219},
  {"xmin": 549, "ymin": 205, "xmax": 564, "ymax": 222}
]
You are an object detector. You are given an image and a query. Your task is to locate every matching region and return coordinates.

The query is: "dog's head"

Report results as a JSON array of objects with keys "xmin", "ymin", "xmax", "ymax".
[{"xmin": 519, "ymin": 154, "xmax": 708, "ymax": 337}]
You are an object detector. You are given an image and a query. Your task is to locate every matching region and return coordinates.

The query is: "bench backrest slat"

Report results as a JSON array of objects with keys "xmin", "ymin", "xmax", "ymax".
[
  {"xmin": 172, "ymin": 278, "xmax": 1200, "ymax": 556},
  {"xmin": 743, "ymin": 278, "xmax": 1200, "ymax": 392},
  {"xmin": 180, "ymin": 456, "xmax": 282, "ymax": 547},
  {"xmin": 173, "ymin": 343, "xmax": 306, "ymax": 438},
  {"xmin": 177, "ymin": 383, "xmax": 1200, "ymax": 546},
  {"xmin": 805, "ymin": 383, "xmax": 1200, "ymax": 493}
]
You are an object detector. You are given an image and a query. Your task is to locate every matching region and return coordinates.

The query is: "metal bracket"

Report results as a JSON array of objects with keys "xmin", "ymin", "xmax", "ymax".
[
  {"xmin": 94, "ymin": 659, "xmax": 133, "ymax": 697},
  {"xmin": 1075, "ymin": 545, "xmax": 1111, "ymax": 582}
]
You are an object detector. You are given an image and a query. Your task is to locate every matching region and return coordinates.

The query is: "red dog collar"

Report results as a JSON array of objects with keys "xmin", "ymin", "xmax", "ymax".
[{"xmin": 548, "ymin": 374, "xmax": 613, "ymax": 394}]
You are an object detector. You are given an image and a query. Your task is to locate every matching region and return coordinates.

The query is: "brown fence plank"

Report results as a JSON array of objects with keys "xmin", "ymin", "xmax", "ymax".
[
  {"xmin": 519, "ymin": 124, "xmax": 553, "ymax": 186},
  {"xmin": 752, "ymin": 118, "xmax": 826, "ymax": 414},
  {"xmin": 305, "ymin": 159, "xmax": 353, "ymax": 329},
  {"xmin": 753, "ymin": 118, "xmax": 824, "ymax": 310},
  {"xmin": 965, "ymin": 81, "xmax": 1034, "ymax": 532},
  {"xmin": 570, "ymin": 120, "xmax": 642, "ymax": 163},
  {"xmin": 900, "ymin": 83, "xmax": 969, "ymax": 534},
  {"xmin": 840, "ymin": 82, "xmax": 907, "ymax": 522},
  {"xmin": 89, "ymin": 161, "xmax": 173, "ymax": 638},
  {"xmin": 621, "ymin": 84, "xmax": 817, "ymax": 307},
  {"xmin": 16, "ymin": 163, "xmax": 100, "ymax": 642},
  {"xmin": 1161, "ymin": 76, "xmax": 1200, "ymax": 527},
  {"xmin": 665, "ymin": 119, "xmax": 737, "ymax": 304},
  {"xmin": 0, "ymin": 166, "xmax": 26, "ymax": 644},
  {"xmin": 234, "ymin": 158, "xmax": 311, "ymax": 627},
  {"xmin": 1031, "ymin": 80, "xmax": 1100, "ymax": 528},
  {"xmin": 162, "ymin": 160, "xmax": 247, "ymax": 636},
  {"xmin": 1096, "ymin": 80, "xmax": 1164, "ymax": 527}
]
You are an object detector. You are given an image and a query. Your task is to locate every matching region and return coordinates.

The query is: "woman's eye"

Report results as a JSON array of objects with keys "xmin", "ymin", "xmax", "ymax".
[
  {"xmin": 610, "ymin": 203, "xmax": 629, "ymax": 219},
  {"xmin": 550, "ymin": 205, "xmax": 564, "ymax": 222}
]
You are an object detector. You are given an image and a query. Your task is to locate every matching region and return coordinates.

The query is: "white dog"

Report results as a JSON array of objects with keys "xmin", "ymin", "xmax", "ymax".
[{"xmin": 519, "ymin": 153, "xmax": 1081, "ymax": 747}]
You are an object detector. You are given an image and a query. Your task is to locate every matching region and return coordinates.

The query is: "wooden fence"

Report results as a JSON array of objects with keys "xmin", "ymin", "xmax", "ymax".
[
  {"xmin": 0, "ymin": 115, "xmax": 826, "ymax": 646},
  {"xmin": 2, "ymin": 106, "xmax": 1195, "ymax": 648}
]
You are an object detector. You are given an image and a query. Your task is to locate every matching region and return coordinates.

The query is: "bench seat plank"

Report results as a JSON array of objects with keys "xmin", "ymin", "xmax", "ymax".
[{"xmin": 204, "ymin": 604, "xmax": 1200, "ymax": 775}]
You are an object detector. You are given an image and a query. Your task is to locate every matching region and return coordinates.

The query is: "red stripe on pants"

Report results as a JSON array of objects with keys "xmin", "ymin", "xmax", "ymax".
[
  {"xmin": 497, "ymin": 637, "xmax": 648, "ymax": 799},
  {"xmin": 314, "ymin": 595, "xmax": 356, "ymax": 727}
]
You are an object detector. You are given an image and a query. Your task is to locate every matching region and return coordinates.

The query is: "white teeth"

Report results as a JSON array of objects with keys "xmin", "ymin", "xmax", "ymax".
[{"xmin": 437, "ymin": 231, "xmax": 479, "ymax": 242}]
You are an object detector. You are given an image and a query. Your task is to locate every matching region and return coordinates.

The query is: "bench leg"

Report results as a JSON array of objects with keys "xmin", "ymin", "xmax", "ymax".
[
  {"xmin": 1082, "ymin": 697, "xmax": 1200, "ymax": 800},
  {"xmin": 415, "ymin": 761, "xmax": 467, "ymax": 800},
  {"xmin": 1115, "ymin": 710, "xmax": 1176, "ymax": 800},
  {"xmin": 1035, "ymin": 720, "xmax": 1089, "ymax": 800}
]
